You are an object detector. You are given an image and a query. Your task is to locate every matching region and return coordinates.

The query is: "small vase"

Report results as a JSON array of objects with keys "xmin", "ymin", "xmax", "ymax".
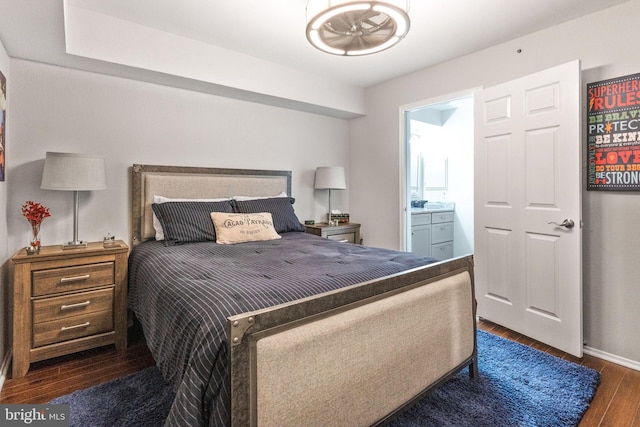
[{"xmin": 27, "ymin": 222, "xmax": 41, "ymax": 255}]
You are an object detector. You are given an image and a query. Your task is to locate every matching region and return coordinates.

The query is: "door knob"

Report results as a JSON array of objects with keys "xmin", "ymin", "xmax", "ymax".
[{"xmin": 548, "ymin": 219, "xmax": 575, "ymax": 229}]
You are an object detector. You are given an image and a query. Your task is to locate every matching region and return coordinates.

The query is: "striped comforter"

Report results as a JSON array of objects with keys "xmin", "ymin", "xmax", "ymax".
[{"xmin": 128, "ymin": 232, "xmax": 436, "ymax": 427}]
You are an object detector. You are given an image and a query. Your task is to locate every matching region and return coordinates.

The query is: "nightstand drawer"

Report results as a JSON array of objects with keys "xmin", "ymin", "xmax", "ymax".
[
  {"xmin": 33, "ymin": 309, "xmax": 113, "ymax": 347},
  {"xmin": 327, "ymin": 232, "xmax": 355, "ymax": 243},
  {"xmin": 32, "ymin": 262, "xmax": 115, "ymax": 296},
  {"xmin": 33, "ymin": 288, "xmax": 114, "ymax": 324},
  {"xmin": 305, "ymin": 223, "xmax": 361, "ymax": 245}
]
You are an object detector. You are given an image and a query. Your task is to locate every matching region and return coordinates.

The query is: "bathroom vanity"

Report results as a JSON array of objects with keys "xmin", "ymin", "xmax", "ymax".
[{"xmin": 410, "ymin": 202, "xmax": 455, "ymax": 260}]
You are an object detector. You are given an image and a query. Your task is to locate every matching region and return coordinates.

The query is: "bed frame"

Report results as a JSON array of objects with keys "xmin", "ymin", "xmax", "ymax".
[{"xmin": 131, "ymin": 164, "xmax": 477, "ymax": 427}]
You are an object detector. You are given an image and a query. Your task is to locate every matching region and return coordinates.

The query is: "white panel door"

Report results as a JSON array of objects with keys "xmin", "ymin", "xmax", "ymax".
[{"xmin": 474, "ymin": 60, "xmax": 583, "ymax": 356}]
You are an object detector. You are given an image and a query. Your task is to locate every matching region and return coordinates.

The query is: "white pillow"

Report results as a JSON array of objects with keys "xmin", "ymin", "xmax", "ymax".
[
  {"xmin": 232, "ymin": 191, "xmax": 288, "ymax": 201},
  {"xmin": 152, "ymin": 195, "xmax": 231, "ymax": 240},
  {"xmin": 210, "ymin": 212, "xmax": 281, "ymax": 244}
]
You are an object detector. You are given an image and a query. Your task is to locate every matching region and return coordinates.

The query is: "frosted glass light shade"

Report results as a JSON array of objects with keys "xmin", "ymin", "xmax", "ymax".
[
  {"xmin": 41, "ymin": 152, "xmax": 107, "ymax": 191},
  {"xmin": 306, "ymin": 0, "xmax": 410, "ymax": 56}
]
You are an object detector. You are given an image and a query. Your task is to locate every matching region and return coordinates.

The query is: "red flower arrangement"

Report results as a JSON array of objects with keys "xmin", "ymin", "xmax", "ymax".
[
  {"xmin": 22, "ymin": 201, "xmax": 51, "ymax": 253},
  {"xmin": 22, "ymin": 200, "xmax": 51, "ymax": 225}
]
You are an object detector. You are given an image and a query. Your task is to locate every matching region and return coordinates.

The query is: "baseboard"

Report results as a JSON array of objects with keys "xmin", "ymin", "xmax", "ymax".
[
  {"xmin": 584, "ymin": 345, "xmax": 640, "ymax": 372},
  {"xmin": 0, "ymin": 349, "xmax": 11, "ymax": 395}
]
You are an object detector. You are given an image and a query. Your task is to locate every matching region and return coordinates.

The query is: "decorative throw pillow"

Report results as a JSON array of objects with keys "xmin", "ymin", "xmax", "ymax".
[
  {"xmin": 233, "ymin": 197, "xmax": 305, "ymax": 233},
  {"xmin": 211, "ymin": 212, "xmax": 281, "ymax": 244},
  {"xmin": 151, "ymin": 200, "xmax": 234, "ymax": 245},
  {"xmin": 152, "ymin": 195, "xmax": 231, "ymax": 240}
]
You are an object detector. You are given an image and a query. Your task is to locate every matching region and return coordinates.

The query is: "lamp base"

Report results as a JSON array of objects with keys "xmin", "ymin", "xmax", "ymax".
[{"xmin": 63, "ymin": 241, "xmax": 88, "ymax": 250}]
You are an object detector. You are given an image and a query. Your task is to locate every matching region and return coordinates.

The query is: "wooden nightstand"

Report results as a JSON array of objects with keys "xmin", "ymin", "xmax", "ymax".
[
  {"xmin": 10, "ymin": 240, "xmax": 129, "ymax": 378},
  {"xmin": 305, "ymin": 222, "xmax": 361, "ymax": 244}
]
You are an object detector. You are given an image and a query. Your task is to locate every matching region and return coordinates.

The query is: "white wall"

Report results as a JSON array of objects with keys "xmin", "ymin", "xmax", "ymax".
[
  {"xmin": 64, "ymin": 3, "xmax": 366, "ymax": 118},
  {"xmin": 6, "ymin": 60, "xmax": 351, "ymax": 253},
  {"xmin": 0, "ymin": 38, "xmax": 9, "ymax": 386},
  {"xmin": 351, "ymin": 0, "xmax": 640, "ymax": 364},
  {"xmin": 442, "ymin": 100, "xmax": 474, "ymax": 257}
]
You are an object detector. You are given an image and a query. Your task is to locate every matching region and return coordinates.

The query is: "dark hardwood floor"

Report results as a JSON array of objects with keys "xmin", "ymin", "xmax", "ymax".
[
  {"xmin": 2, "ymin": 319, "xmax": 639, "ymax": 426},
  {"xmin": 0, "ymin": 322, "xmax": 156, "ymax": 405}
]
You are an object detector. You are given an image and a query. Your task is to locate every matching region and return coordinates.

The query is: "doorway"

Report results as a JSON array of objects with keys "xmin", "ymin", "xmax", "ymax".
[
  {"xmin": 400, "ymin": 62, "xmax": 583, "ymax": 356},
  {"xmin": 402, "ymin": 93, "xmax": 475, "ymax": 259}
]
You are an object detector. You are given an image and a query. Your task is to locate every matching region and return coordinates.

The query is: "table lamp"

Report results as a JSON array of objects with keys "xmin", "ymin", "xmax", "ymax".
[
  {"xmin": 314, "ymin": 166, "xmax": 346, "ymax": 224},
  {"xmin": 41, "ymin": 152, "xmax": 107, "ymax": 249}
]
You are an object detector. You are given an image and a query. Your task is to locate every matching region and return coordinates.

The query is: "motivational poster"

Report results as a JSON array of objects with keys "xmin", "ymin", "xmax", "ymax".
[{"xmin": 587, "ymin": 72, "xmax": 640, "ymax": 191}]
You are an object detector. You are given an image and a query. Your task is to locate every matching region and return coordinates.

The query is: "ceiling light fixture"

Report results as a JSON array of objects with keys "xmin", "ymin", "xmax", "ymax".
[{"xmin": 306, "ymin": 0, "xmax": 410, "ymax": 56}]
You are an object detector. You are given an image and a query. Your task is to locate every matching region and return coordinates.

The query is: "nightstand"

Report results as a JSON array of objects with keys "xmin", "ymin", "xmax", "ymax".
[
  {"xmin": 305, "ymin": 222, "xmax": 361, "ymax": 244},
  {"xmin": 10, "ymin": 240, "xmax": 129, "ymax": 378}
]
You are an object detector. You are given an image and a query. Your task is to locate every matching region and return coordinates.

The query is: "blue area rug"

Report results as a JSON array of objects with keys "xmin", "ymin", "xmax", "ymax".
[{"xmin": 50, "ymin": 330, "xmax": 599, "ymax": 426}]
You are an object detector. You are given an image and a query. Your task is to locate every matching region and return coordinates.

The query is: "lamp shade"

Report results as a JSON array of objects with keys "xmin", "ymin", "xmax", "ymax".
[
  {"xmin": 314, "ymin": 166, "xmax": 346, "ymax": 190},
  {"xmin": 41, "ymin": 152, "xmax": 107, "ymax": 191}
]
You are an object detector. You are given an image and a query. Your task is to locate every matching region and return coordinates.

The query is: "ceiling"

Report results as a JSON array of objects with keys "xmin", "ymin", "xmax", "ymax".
[{"xmin": 0, "ymin": 0, "xmax": 630, "ymax": 117}]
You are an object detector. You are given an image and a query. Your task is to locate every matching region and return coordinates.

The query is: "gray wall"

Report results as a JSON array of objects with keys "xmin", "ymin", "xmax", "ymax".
[
  {"xmin": 0, "ymin": 39, "xmax": 9, "ymax": 386},
  {"xmin": 6, "ymin": 60, "xmax": 351, "ymax": 251},
  {"xmin": 351, "ymin": 1, "xmax": 640, "ymax": 364}
]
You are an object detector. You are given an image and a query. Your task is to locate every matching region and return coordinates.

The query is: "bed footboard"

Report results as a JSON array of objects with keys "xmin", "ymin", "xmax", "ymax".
[{"xmin": 228, "ymin": 255, "xmax": 476, "ymax": 427}]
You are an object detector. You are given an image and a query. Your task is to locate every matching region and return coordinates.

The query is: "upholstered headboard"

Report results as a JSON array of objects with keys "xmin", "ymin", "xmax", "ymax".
[{"xmin": 130, "ymin": 164, "xmax": 292, "ymax": 246}]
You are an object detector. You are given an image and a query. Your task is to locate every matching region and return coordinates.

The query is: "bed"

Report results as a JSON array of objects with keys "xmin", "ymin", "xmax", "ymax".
[{"xmin": 128, "ymin": 164, "xmax": 477, "ymax": 427}]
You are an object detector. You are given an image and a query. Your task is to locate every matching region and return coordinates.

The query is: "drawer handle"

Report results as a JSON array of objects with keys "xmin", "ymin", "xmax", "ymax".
[
  {"xmin": 60, "ymin": 322, "xmax": 90, "ymax": 331},
  {"xmin": 338, "ymin": 239, "xmax": 349, "ymax": 243},
  {"xmin": 60, "ymin": 300, "xmax": 91, "ymax": 310},
  {"xmin": 59, "ymin": 274, "xmax": 91, "ymax": 284}
]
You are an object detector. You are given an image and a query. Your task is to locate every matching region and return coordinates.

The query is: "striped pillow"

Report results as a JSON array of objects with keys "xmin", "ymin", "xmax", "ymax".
[
  {"xmin": 151, "ymin": 200, "xmax": 234, "ymax": 245},
  {"xmin": 233, "ymin": 197, "xmax": 305, "ymax": 233},
  {"xmin": 152, "ymin": 195, "xmax": 231, "ymax": 241}
]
